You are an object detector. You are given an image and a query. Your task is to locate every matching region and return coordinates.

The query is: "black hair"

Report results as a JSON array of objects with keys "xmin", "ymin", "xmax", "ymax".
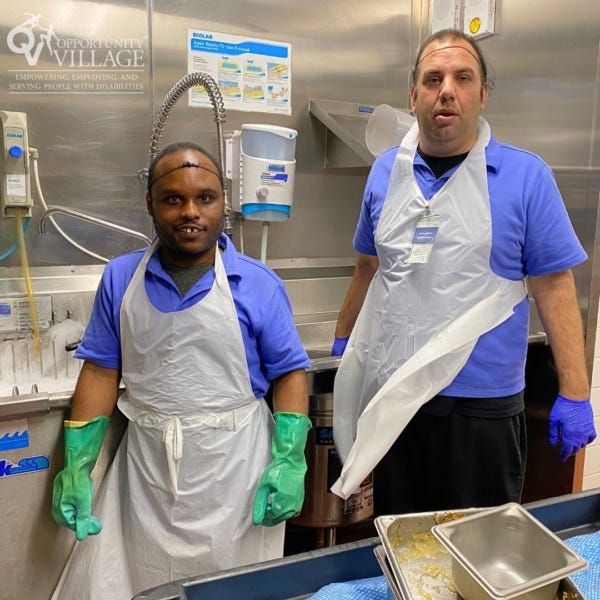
[
  {"xmin": 412, "ymin": 29, "xmax": 489, "ymax": 85},
  {"xmin": 147, "ymin": 142, "xmax": 224, "ymax": 193}
]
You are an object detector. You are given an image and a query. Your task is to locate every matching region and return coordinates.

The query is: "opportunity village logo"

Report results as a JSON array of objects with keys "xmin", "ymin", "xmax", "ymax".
[
  {"xmin": 6, "ymin": 13, "xmax": 147, "ymax": 94},
  {"xmin": 7, "ymin": 13, "xmax": 58, "ymax": 67}
]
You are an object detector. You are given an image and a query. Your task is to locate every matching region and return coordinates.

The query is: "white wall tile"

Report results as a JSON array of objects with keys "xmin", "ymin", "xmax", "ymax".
[
  {"xmin": 592, "ymin": 358, "xmax": 600, "ymax": 387},
  {"xmin": 583, "ymin": 444, "xmax": 600, "ymax": 473},
  {"xmin": 582, "ymin": 472, "xmax": 600, "ymax": 491}
]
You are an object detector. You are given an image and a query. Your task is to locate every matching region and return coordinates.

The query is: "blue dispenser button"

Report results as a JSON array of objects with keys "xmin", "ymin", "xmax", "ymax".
[{"xmin": 9, "ymin": 145, "xmax": 23, "ymax": 158}]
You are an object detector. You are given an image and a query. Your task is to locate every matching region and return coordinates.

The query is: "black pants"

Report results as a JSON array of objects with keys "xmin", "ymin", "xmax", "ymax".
[{"xmin": 373, "ymin": 404, "xmax": 527, "ymax": 516}]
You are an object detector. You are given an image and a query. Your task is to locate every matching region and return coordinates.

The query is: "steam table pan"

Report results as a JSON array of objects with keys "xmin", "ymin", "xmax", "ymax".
[
  {"xmin": 375, "ymin": 508, "xmax": 587, "ymax": 600},
  {"xmin": 375, "ymin": 508, "xmax": 485, "ymax": 600},
  {"xmin": 431, "ymin": 503, "xmax": 588, "ymax": 600}
]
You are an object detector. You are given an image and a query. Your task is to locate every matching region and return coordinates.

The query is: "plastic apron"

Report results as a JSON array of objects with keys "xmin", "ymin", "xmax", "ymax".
[
  {"xmin": 52, "ymin": 240, "xmax": 283, "ymax": 600},
  {"xmin": 331, "ymin": 118, "xmax": 526, "ymax": 499}
]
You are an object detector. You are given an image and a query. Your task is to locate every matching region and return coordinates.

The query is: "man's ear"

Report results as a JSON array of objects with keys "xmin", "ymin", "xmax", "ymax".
[
  {"xmin": 480, "ymin": 82, "xmax": 489, "ymax": 110},
  {"xmin": 409, "ymin": 85, "xmax": 417, "ymax": 112},
  {"xmin": 145, "ymin": 193, "xmax": 153, "ymax": 216}
]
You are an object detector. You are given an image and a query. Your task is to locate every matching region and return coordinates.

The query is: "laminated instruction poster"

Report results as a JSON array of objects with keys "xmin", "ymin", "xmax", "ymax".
[{"xmin": 187, "ymin": 29, "xmax": 292, "ymax": 115}]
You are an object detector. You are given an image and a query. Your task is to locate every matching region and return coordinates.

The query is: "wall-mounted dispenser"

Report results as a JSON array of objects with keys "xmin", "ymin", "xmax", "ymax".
[
  {"xmin": 237, "ymin": 124, "xmax": 298, "ymax": 222},
  {"xmin": 225, "ymin": 123, "xmax": 299, "ymax": 263},
  {"xmin": 0, "ymin": 110, "xmax": 31, "ymax": 218}
]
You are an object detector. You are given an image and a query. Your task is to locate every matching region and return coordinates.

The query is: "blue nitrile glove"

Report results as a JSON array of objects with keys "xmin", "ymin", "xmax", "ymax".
[
  {"xmin": 549, "ymin": 395, "xmax": 597, "ymax": 462},
  {"xmin": 331, "ymin": 336, "xmax": 349, "ymax": 356},
  {"xmin": 51, "ymin": 416, "xmax": 110, "ymax": 540},
  {"xmin": 253, "ymin": 411, "xmax": 312, "ymax": 527}
]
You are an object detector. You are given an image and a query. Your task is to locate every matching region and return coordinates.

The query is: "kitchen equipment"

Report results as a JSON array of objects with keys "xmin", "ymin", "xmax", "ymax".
[
  {"xmin": 375, "ymin": 508, "xmax": 484, "ymax": 600},
  {"xmin": 291, "ymin": 365, "xmax": 374, "ymax": 544},
  {"xmin": 432, "ymin": 502, "xmax": 588, "ymax": 600},
  {"xmin": 239, "ymin": 123, "xmax": 297, "ymax": 222},
  {"xmin": 373, "ymin": 545, "xmax": 403, "ymax": 600}
]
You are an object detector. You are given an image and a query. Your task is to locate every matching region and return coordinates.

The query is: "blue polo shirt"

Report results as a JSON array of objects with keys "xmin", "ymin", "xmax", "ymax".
[
  {"xmin": 353, "ymin": 135, "xmax": 587, "ymax": 397},
  {"xmin": 75, "ymin": 234, "xmax": 310, "ymax": 398}
]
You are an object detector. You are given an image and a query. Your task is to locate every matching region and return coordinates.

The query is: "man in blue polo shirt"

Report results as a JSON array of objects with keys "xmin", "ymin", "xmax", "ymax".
[
  {"xmin": 330, "ymin": 29, "xmax": 596, "ymax": 513},
  {"xmin": 50, "ymin": 142, "xmax": 311, "ymax": 599}
]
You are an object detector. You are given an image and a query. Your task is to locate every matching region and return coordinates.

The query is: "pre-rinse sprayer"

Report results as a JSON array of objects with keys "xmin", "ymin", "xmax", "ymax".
[{"xmin": 147, "ymin": 72, "xmax": 235, "ymax": 237}]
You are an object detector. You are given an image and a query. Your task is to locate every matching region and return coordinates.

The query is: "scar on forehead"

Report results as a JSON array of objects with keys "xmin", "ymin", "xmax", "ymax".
[
  {"xmin": 418, "ymin": 44, "xmax": 481, "ymax": 67},
  {"xmin": 149, "ymin": 161, "xmax": 221, "ymax": 189}
]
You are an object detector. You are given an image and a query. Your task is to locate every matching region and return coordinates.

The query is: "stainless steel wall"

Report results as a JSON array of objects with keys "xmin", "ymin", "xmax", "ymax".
[
  {"xmin": 2, "ymin": 0, "xmax": 596, "ymax": 322},
  {"xmin": 1, "ymin": 1, "xmax": 597, "ymax": 324},
  {"xmin": 0, "ymin": 1, "xmax": 153, "ymax": 266},
  {"xmin": 0, "ymin": 0, "xmax": 412, "ymax": 270}
]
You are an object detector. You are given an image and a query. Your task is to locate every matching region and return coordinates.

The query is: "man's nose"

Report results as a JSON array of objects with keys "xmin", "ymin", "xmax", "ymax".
[
  {"xmin": 180, "ymin": 198, "xmax": 201, "ymax": 216},
  {"xmin": 439, "ymin": 76, "xmax": 456, "ymax": 100}
]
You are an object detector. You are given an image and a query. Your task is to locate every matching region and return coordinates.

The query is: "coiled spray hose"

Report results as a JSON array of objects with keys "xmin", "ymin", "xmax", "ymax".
[{"xmin": 148, "ymin": 73, "xmax": 234, "ymax": 236}]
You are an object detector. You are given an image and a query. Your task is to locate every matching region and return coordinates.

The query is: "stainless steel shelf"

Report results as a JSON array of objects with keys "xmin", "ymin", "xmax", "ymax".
[{"xmin": 309, "ymin": 98, "xmax": 376, "ymax": 168}]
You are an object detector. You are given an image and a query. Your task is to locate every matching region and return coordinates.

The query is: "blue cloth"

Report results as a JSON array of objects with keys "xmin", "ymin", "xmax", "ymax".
[
  {"xmin": 565, "ymin": 530, "xmax": 600, "ymax": 600},
  {"xmin": 75, "ymin": 234, "xmax": 310, "ymax": 398},
  {"xmin": 353, "ymin": 136, "xmax": 587, "ymax": 398},
  {"xmin": 308, "ymin": 575, "xmax": 392, "ymax": 600}
]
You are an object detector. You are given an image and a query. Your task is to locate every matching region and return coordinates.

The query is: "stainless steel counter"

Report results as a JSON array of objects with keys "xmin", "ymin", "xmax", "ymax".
[{"xmin": 133, "ymin": 488, "xmax": 600, "ymax": 600}]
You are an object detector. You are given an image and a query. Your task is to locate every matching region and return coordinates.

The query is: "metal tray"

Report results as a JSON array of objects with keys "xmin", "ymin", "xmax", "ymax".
[
  {"xmin": 375, "ymin": 509, "xmax": 490, "ymax": 600},
  {"xmin": 375, "ymin": 509, "xmax": 586, "ymax": 600},
  {"xmin": 373, "ymin": 545, "xmax": 402, "ymax": 600}
]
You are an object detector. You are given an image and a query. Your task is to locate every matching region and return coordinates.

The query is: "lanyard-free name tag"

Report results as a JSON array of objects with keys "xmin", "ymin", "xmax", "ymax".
[{"xmin": 406, "ymin": 213, "xmax": 441, "ymax": 264}]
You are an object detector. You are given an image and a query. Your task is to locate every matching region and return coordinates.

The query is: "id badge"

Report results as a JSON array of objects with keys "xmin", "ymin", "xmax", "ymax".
[{"xmin": 406, "ymin": 213, "xmax": 441, "ymax": 264}]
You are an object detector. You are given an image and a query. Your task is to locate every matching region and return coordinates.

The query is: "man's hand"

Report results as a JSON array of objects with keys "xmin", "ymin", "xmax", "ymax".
[
  {"xmin": 549, "ymin": 395, "xmax": 596, "ymax": 462},
  {"xmin": 51, "ymin": 416, "xmax": 109, "ymax": 540},
  {"xmin": 331, "ymin": 336, "xmax": 349, "ymax": 356},
  {"xmin": 252, "ymin": 412, "xmax": 311, "ymax": 526}
]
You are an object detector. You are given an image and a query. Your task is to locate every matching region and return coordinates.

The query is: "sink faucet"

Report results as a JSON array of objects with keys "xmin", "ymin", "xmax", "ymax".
[{"xmin": 39, "ymin": 205, "xmax": 152, "ymax": 255}]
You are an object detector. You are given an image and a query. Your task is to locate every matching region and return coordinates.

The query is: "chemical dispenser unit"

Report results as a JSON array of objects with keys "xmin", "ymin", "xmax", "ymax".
[
  {"xmin": 238, "ymin": 124, "xmax": 298, "ymax": 221},
  {"xmin": 0, "ymin": 110, "xmax": 32, "ymax": 218}
]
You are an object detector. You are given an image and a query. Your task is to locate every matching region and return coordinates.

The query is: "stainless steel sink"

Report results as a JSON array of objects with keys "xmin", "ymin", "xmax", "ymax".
[{"xmin": 305, "ymin": 349, "xmax": 341, "ymax": 373}]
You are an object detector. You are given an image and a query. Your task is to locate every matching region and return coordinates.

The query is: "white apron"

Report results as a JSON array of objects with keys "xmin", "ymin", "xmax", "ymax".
[
  {"xmin": 332, "ymin": 118, "xmax": 527, "ymax": 499},
  {"xmin": 53, "ymin": 241, "xmax": 283, "ymax": 600}
]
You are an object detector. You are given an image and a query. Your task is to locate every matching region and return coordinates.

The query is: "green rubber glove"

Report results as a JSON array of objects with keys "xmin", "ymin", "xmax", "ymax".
[
  {"xmin": 253, "ymin": 411, "xmax": 312, "ymax": 527},
  {"xmin": 51, "ymin": 416, "xmax": 109, "ymax": 541}
]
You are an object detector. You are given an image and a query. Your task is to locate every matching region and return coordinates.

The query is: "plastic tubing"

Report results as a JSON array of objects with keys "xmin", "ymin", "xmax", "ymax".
[
  {"xmin": 15, "ymin": 211, "xmax": 41, "ymax": 356},
  {"xmin": 260, "ymin": 221, "xmax": 269, "ymax": 264},
  {"xmin": 0, "ymin": 216, "xmax": 29, "ymax": 261}
]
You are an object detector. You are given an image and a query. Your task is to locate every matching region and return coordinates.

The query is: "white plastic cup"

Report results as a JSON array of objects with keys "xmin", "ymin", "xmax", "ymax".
[{"xmin": 365, "ymin": 104, "xmax": 415, "ymax": 157}]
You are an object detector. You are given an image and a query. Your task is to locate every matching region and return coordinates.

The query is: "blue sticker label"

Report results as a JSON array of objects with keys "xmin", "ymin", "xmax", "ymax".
[
  {"xmin": 0, "ymin": 455, "xmax": 50, "ymax": 478},
  {"xmin": 0, "ymin": 303, "xmax": 11, "ymax": 315},
  {"xmin": 261, "ymin": 172, "xmax": 288, "ymax": 183},
  {"xmin": 0, "ymin": 430, "xmax": 29, "ymax": 452},
  {"xmin": 190, "ymin": 38, "xmax": 289, "ymax": 59}
]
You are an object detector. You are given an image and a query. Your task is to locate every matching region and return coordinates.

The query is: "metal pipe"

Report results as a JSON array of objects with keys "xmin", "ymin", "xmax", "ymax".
[
  {"xmin": 147, "ymin": 72, "xmax": 235, "ymax": 236},
  {"xmin": 39, "ymin": 205, "xmax": 153, "ymax": 246},
  {"xmin": 30, "ymin": 149, "xmax": 112, "ymax": 263}
]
